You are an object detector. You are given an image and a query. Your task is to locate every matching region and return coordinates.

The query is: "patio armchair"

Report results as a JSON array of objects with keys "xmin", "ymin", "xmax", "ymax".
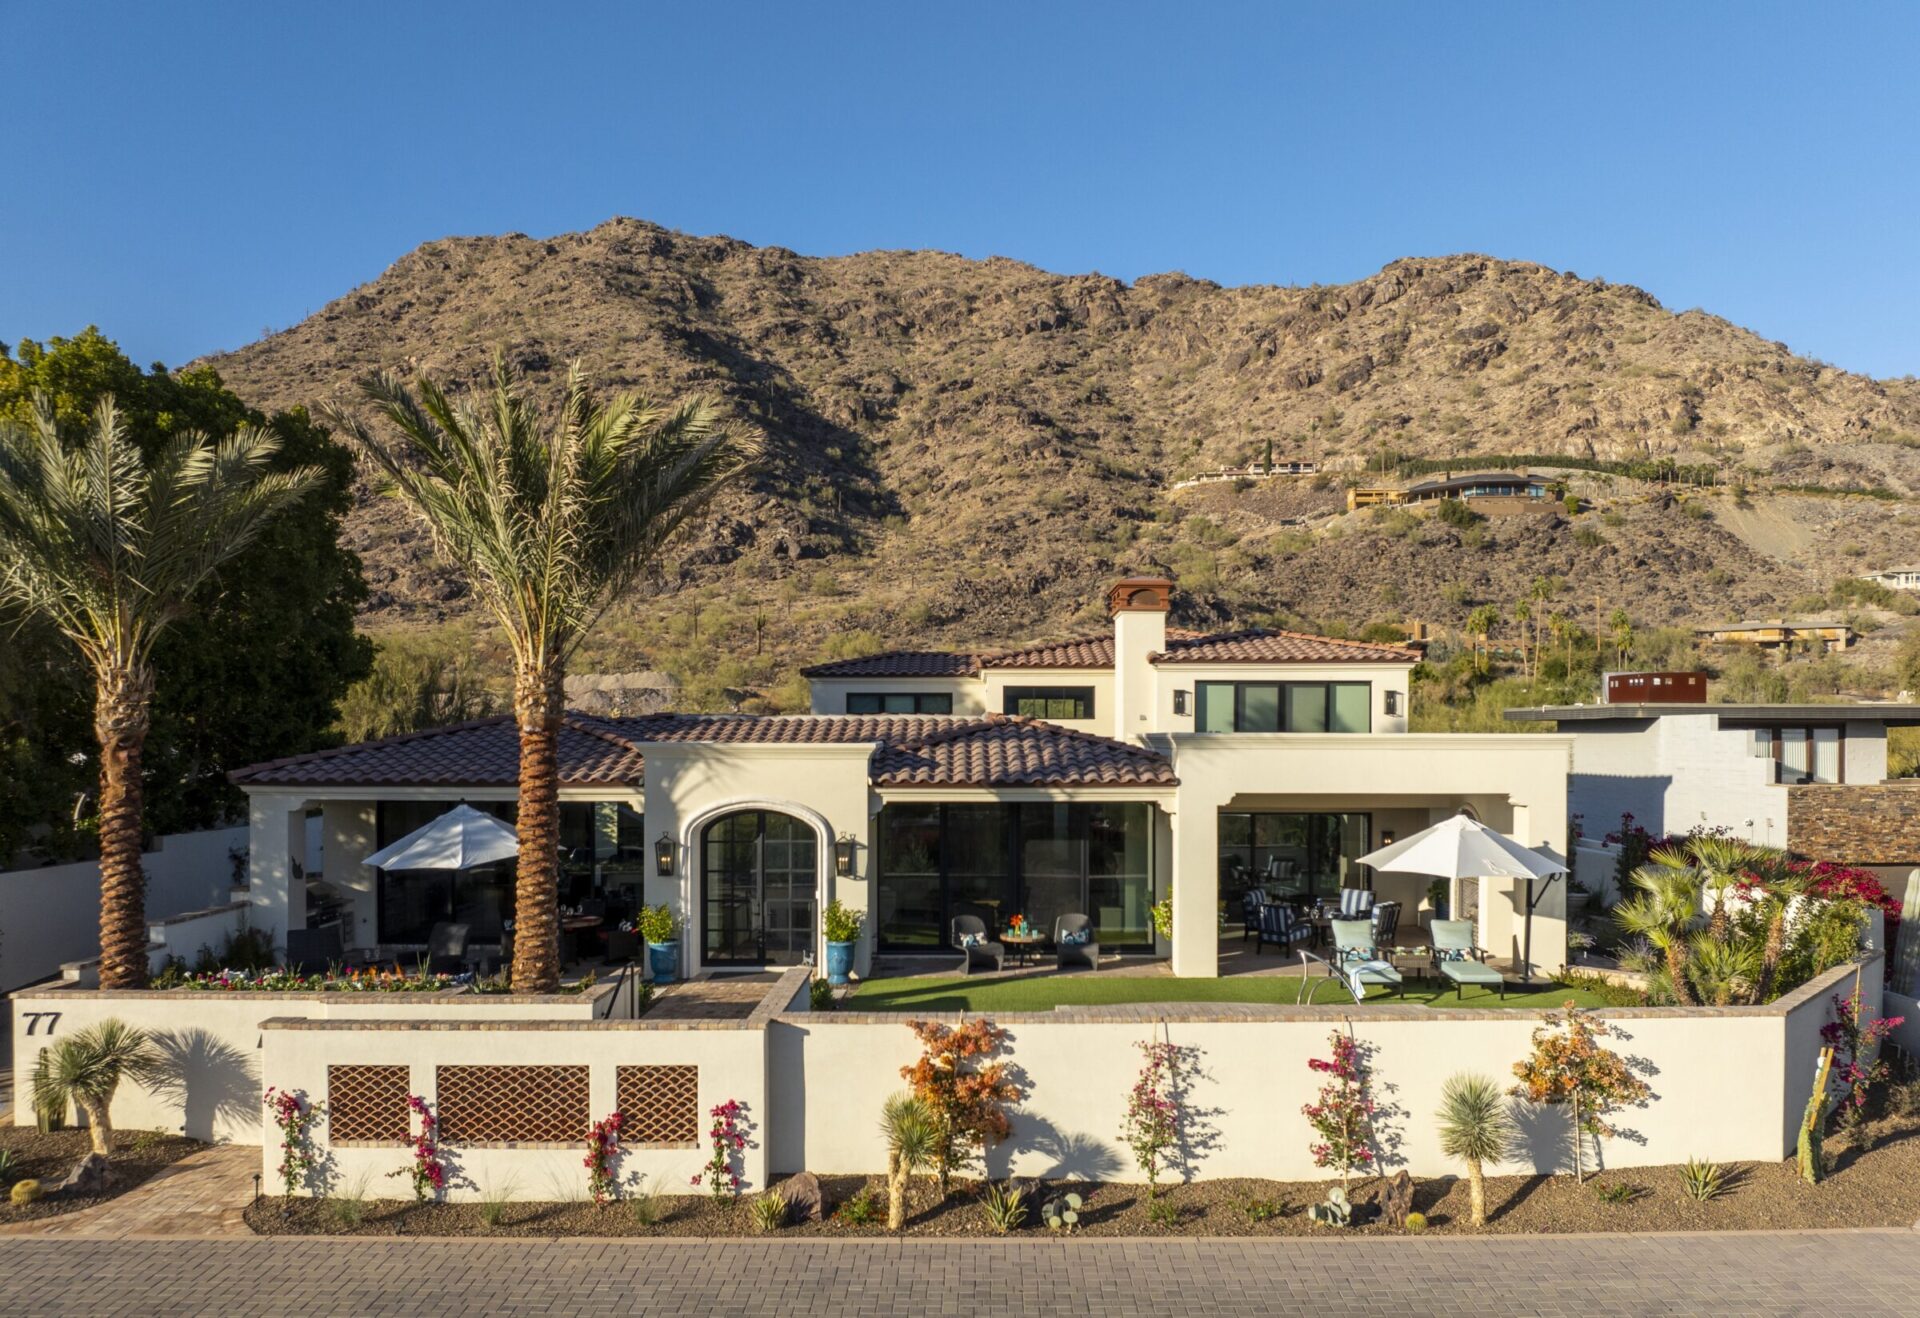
[
  {"xmin": 1254, "ymin": 901, "xmax": 1312, "ymax": 955},
  {"xmin": 1429, "ymin": 919, "xmax": 1505, "ymax": 1000},
  {"xmin": 1337, "ymin": 888, "xmax": 1375, "ymax": 918},
  {"xmin": 285, "ymin": 923, "xmax": 345, "ymax": 976},
  {"xmin": 951, "ymin": 915, "xmax": 1005, "ymax": 976},
  {"xmin": 424, "ymin": 921, "xmax": 472, "ymax": 976},
  {"xmin": 1239, "ymin": 888, "xmax": 1266, "ymax": 941},
  {"xmin": 1369, "ymin": 900, "xmax": 1402, "ymax": 945},
  {"xmin": 1053, "ymin": 913, "xmax": 1100, "ymax": 970},
  {"xmin": 1327, "ymin": 917, "xmax": 1403, "ymax": 998}
]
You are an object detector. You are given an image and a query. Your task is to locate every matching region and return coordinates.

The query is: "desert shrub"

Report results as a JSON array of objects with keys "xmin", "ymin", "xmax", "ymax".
[
  {"xmin": 980, "ymin": 1180, "xmax": 1028, "ymax": 1233},
  {"xmin": 835, "ymin": 1186, "xmax": 882, "ymax": 1225},
  {"xmin": 1680, "ymin": 1158, "xmax": 1727, "ymax": 1202},
  {"xmin": 901, "ymin": 1019, "xmax": 1024, "ymax": 1196}
]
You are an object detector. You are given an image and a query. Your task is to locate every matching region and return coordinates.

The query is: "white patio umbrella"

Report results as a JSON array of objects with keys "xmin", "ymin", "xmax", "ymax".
[
  {"xmin": 363, "ymin": 804, "xmax": 519, "ymax": 872},
  {"xmin": 1356, "ymin": 812, "xmax": 1567, "ymax": 984}
]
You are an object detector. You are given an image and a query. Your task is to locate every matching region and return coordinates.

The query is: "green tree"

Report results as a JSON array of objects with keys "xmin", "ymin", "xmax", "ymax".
[
  {"xmin": 0, "ymin": 397, "xmax": 320, "ymax": 986},
  {"xmin": 0, "ymin": 329, "xmax": 370, "ymax": 859},
  {"xmin": 323, "ymin": 356, "xmax": 750, "ymax": 991},
  {"xmin": 1608, "ymin": 608, "xmax": 1634, "ymax": 667}
]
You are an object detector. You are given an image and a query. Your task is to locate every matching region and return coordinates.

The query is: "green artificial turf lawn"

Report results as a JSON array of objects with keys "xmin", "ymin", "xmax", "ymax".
[{"xmin": 846, "ymin": 973, "xmax": 1617, "ymax": 1013}]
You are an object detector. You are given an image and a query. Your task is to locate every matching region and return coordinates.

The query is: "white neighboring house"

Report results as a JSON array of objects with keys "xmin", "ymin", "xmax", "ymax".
[
  {"xmin": 231, "ymin": 576, "xmax": 1573, "ymax": 980},
  {"xmin": 1505, "ymin": 691, "xmax": 1920, "ymax": 849},
  {"xmin": 1863, "ymin": 565, "xmax": 1920, "ymax": 592}
]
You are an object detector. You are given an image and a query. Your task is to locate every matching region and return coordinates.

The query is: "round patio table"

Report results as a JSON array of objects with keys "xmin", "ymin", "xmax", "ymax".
[{"xmin": 1002, "ymin": 931, "xmax": 1045, "ymax": 969}]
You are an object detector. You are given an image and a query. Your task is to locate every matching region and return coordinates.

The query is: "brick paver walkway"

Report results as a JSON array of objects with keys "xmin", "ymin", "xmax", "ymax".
[
  {"xmin": 0, "ymin": 1144, "xmax": 256, "ymax": 1239},
  {"xmin": 0, "ymin": 1228, "xmax": 1914, "ymax": 1315}
]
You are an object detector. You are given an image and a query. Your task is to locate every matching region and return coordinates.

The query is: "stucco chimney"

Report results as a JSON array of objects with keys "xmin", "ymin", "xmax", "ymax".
[{"xmin": 1109, "ymin": 577, "xmax": 1172, "ymax": 743}]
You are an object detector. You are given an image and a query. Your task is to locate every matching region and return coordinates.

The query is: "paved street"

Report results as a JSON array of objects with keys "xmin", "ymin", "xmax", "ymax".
[{"xmin": 0, "ymin": 1228, "xmax": 1915, "ymax": 1316}]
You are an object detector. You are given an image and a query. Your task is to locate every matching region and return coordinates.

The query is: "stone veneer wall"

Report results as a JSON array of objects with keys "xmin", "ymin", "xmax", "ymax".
[{"xmin": 1788, "ymin": 784, "xmax": 1920, "ymax": 865}]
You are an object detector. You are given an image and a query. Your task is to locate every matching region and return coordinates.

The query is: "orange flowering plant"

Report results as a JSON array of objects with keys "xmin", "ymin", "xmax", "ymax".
[
  {"xmin": 901, "ymin": 1018, "xmax": 1025, "ymax": 1197},
  {"xmin": 1510, "ymin": 1004, "xmax": 1649, "ymax": 1182}
]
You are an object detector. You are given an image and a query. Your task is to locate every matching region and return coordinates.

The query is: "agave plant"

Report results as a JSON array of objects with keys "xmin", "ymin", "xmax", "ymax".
[
  {"xmin": 29, "ymin": 1019, "xmax": 158, "ymax": 1156},
  {"xmin": 1435, "ymin": 1072, "xmax": 1515, "ymax": 1228}
]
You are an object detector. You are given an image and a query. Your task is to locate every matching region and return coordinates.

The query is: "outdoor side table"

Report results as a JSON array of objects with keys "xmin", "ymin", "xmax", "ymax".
[{"xmin": 1002, "ymin": 932, "xmax": 1045, "ymax": 969}]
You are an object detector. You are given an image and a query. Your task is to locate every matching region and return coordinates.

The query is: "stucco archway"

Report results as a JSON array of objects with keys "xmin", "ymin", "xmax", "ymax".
[{"xmin": 680, "ymin": 798, "xmax": 835, "ymax": 971}]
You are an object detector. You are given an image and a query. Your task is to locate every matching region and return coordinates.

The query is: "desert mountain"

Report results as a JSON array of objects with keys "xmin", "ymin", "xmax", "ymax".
[{"xmin": 206, "ymin": 218, "xmax": 1920, "ymax": 663}]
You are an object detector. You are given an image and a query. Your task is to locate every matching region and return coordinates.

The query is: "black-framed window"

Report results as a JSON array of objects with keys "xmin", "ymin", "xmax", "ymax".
[
  {"xmin": 876, "ymin": 801, "xmax": 1154, "ymax": 950},
  {"xmin": 1746, "ymin": 725, "xmax": 1843, "ymax": 784},
  {"xmin": 1195, "ymin": 681, "xmax": 1371, "ymax": 733},
  {"xmin": 1218, "ymin": 811, "xmax": 1371, "ymax": 907},
  {"xmin": 1003, "ymin": 686, "xmax": 1096, "ymax": 720},
  {"xmin": 847, "ymin": 692, "xmax": 954, "ymax": 714}
]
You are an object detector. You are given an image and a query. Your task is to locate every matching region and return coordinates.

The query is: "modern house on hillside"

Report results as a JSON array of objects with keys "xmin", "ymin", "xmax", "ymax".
[
  {"xmin": 1346, "ymin": 470, "xmax": 1549, "ymax": 512},
  {"xmin": 232, "ymin": 577, "xmax": 1572, "ymax": 981},
  {"xmin": 1862, "ymin": 565, "xmax": 1920, "ymax": 593},
  {"xmin": 1695, "ymin": 618, "xmax": 1858, "ymax": 652}
]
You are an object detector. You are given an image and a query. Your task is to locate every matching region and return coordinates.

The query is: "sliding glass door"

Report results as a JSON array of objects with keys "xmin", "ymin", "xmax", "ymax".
[{"xmin": 1217, "ymin": 811, "xmax": 1371, "ymax": 908}]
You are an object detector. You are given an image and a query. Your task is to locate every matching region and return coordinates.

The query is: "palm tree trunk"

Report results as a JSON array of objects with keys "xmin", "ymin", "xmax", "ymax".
[
  {"xmin": 1665, "ymin": 938, "xmax": 1696, "ymax": 1006},
  {"xmin": 95, "ymin": 660, "xmax": 154, "ymax": 990},
  {"xmin": 509, "ymin": 658, "xmax": 564, "ymax": 993},
  {"xmin": 1753, "ymin": 908, "xmax": 1787, "ymax": 1004},
  {"xmin": 77, "ymin": 1094, "xmax": 114, "ymax": 1157},
  {"xmin": 1468, "ymin": 1156, "xmax": 1486, "ymax": 1227}
]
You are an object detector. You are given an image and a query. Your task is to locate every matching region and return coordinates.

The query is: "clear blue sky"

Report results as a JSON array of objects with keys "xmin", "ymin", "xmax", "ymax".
[{"xmin": 5, "ymin": 1, "xmax": 1918, "ymax": 377}]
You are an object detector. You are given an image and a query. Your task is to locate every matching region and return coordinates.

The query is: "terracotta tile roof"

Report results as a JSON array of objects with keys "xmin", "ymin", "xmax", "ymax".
[
  {"xmin": 1152, "ymin": 628, "xmax": 1420, "ymax": 664},
  {"xmin": 231, "ymin": 713, "xmax": 1174, "ymax": 791},
  {"xmin": 228, "ymin": 717, "xmax": 648, "ymax": 789},
  {"xmin": 981, "ymin": 635, "xmax": 1115, "ymax": 669},
  {"xmin": 798, "ymin": 650, "xmax": 981, "ymax": 678}
]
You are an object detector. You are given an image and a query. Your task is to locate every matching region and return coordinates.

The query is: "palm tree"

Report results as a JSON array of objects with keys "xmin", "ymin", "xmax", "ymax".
[
  {"xmin": 880, "ymin": 1091, "xmax": 936, "ymax": 1231},
  {"xmin": 1435, "ymin": 1072, "xmax": 1515, "ymax": 1227},
  {"xmin": 1512, "ymin": 601, "xmax": 1533, "ymax": 679},
  {"xmin": 0, "ymin": 398, "xmax": 321, "ymax": 988},
  {"xmin": 1684, "ymin": 835, "xmax": 1765, "ymax": 942},
  {"xmin": 1465, "ymin": 604, "xmax": 1499, "ymax": 674},
  {"xmin": 1613, "ymin": 850, "xmax": 1705, "ymax": 1005},
  {"xmin": 323, "ymin": 357, "xmax": 751, "ymax": 991},
  {"xmin": 30, "ymin": 1018, "xmax": 158, "ymax": 1156},
  {"xmin": 1687, "ymin": 932, "xmax": 1761, "ymax": 1006},
  {"xmin": 1751, "ymin": 866, "xmax": 1809, "ymax": 1004}
]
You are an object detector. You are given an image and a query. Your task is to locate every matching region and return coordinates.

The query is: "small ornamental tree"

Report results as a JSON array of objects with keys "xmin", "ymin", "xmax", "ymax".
[
  {"xmin": 585, "ymin": 1111, "xmax": 624, "ymax": 1205},
  {"xmin": 1121, "ymin": 1039, "xmax": 1185, "ymax": 1198},
  {"xmin": 901, "ymin": 1018, "xmax": 1025, "ymax": 1197},
  {"xmin": 694, "ymin": 1099, "xmax": 748, "ymax": 1199},
  {"xmin": 389, "ymin": 1094, "xmax": 448, "ymax": 1201},
  {"xmin": 1821, "ymin": 987, "xmax": 1905, "ymax": 1131},
  {"xmin": 1510, "ymin": 1004, "xmax": 1650, "ymax": 1182},
  {"xmin": 1302, "ymin": 1030, "xmax": 1376, "ymax": 1191},
  {"xmin": 263, "ymin": 1086, "xmax": 323, "ymax": 1197}
]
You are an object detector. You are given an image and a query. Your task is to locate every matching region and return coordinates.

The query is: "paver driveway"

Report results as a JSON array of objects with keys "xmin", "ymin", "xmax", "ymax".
[{"xmin": 0, "ymin": 1228, "xmax": 1915, "ymax": 1316}]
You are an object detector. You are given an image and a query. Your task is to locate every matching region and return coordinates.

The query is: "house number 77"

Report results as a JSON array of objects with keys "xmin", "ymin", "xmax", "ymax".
[{"xmin": 22, "ymin": 1012, "xmax": 60, "ymax": 1036}]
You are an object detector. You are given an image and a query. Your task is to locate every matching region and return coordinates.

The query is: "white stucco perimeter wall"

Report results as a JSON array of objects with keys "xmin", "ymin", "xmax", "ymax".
[{"xmin": 770, "ymin": 959, "xmax": 1873, "ymax": 1182}]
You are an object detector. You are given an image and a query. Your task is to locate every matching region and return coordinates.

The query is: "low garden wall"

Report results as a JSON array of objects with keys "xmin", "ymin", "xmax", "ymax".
[{"xmin": 10, "ymin": 980, "xmax": 617, "ymax": 1142}]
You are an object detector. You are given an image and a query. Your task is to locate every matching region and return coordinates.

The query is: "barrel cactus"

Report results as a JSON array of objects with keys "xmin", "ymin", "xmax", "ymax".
[{"xmin": 10, "ymin": 1179, "xmax": 44, "ymax": 1206}]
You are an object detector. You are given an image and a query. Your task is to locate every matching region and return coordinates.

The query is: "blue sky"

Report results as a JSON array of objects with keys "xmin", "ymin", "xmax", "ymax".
[{"xmin": 5, "ymin": 2, "xmax": 1918, "ymax": 376}]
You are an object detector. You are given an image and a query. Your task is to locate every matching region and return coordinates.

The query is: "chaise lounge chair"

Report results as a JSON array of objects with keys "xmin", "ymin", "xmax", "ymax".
[
  {"xmin": 1328, "ymin": 917, "xmax": 1403, "ymax": 998},
  {"xmin": 1430, "ymin": 919, "xmax": 1506, "ymax": 1000},
  {"xmin": 951, "ymin": 915, "xmax": 1005, "ymax": 975}
]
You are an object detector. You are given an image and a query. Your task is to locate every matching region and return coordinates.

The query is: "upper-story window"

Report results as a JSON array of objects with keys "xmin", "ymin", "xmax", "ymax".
[
  {"xmin": 1196, "ymin": 681, "xmax": 1371, "ymax": 733},
  {"xmin": 1751, "ymin": 726, "xmax": 1842, "ymax": 784},
  {"xmin": 1004, "ymin": 686, "xmax": 1095, "ymax": 720},
  {"xmin": 848, "ymin": 692, "xmax": 954, "ymax": 715}
]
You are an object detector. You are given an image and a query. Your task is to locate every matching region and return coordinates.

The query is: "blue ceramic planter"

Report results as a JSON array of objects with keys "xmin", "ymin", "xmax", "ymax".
[
  {"xmin": 647, "ymin": 940, "xmax": 680, "ymax": 985},
  {"xmin": 825, "ymin": 940, "xmax": 857, "ymax": 985}
]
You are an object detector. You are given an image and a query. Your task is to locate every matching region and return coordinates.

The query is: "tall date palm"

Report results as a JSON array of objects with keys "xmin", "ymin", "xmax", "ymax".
[
  {"xmin": 0, "ymin": 397, "xmax": 321, "ymax": 988},
  {"xmin": 324, "ymin": 357, "xmax": 749, "ymax": 991}
]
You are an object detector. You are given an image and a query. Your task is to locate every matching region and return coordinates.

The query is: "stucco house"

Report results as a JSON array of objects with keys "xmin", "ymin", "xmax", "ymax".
[{"xmin": 233, "ymin": 577, "xmax": 1572, "ymax": 980}]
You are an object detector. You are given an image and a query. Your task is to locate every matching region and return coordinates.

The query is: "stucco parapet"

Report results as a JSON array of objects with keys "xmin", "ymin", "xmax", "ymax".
[
  {"xmin": 256, "ymin": 1015, "xmax": 752, "ymax": 1033},
  {"xmin": 12, "ymin": 982, "xmax": 616, "ymax": 1007},
  {"xmin": 743, "ymin": 967, "xmax": 816, "ymax": 1029}
]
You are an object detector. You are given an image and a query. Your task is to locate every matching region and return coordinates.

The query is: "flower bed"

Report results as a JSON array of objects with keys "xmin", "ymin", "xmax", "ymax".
[{"xmin": 155, "ymin": 966, "xmax": 460, "ymax": 993}]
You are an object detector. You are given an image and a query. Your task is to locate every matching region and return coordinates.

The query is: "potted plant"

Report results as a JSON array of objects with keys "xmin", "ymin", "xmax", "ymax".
[
  {"xmin": 822, "ymin": 899, "xmax": 864, "ymax": 985},
  {"xmin": 1426, "ymin": 878, "xmax": 1449, "ymax": 922},
  {"xmin": 639, "ymin": 904, "xmax": 681, "ymax": 985}
]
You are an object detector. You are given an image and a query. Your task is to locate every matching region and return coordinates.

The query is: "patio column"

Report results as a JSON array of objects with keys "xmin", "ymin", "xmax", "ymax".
[
  {"xmin": 1169, "ymin": 806, "xmax": 1219, "ymax": 977},
  {"xmin": 247, "ymin": 792, "xmax": 306, "ymax": 952}
]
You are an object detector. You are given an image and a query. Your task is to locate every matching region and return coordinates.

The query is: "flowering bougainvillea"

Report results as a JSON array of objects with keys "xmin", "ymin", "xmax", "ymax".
[
  {"xmin": 1510, "ymin": 1005, "xmax": 1649, "ymax": 1182},
  {"xmin": 389, "ymin": 1094, "xmax": 448, "ymax": 1201},
  {"xmin": 694, "ymin": 1100, "xmax": 748, "ymax": 1199},
  {"xmin": 1822, "ymin": 987, "xmax": 1905, "ymax": 1129},
  {"xmin": 1302, "ymin": 1030, "xmax": 1376, "ymax": 1190},
  {"xmin": 1121, "ymin": 1039, "xmax": 1186, "ymax": 1198},
  {"xmin": 263, "ymin": 1086, "xmax": 323, "ymax": 1197},
  {"xmin": 585, "ymin": 1110, "xmax": 624, "ymax": 1205},
  {"xmin": 901, "ymin": 1018, "xmax": 1026, "ymax": 1197}
]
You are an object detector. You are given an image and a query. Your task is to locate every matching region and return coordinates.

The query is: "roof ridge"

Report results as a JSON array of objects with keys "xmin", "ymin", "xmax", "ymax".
[
  {"xmin": 890, "ymin": 711, "xmax": 1169, "ymax": 762},
  {"xmin": 227, "ymin": 715, "xmax": 515, "ymax": 783},
  {"xmin": 1157, "ymin": 625, "xmax": 1419, "ymax": 661},
  {"xmin": 561, "ymin": 712, "xmax": 649, "ymax": 754}
]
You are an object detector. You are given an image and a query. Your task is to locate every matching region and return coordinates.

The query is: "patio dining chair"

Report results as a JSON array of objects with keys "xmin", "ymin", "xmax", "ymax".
[
  {"xmin": 1254, "ymin": 901, "xmax": 1313, "ymax": 955},
  {"xmin": 1327, "ymin": 917, "xmax": 1403, "ymax": 998},
  {"xmin": 1369, "ymin": 900, "xmax": 1401, "ymax": 945},
  {"xmin": 1239, "ymin": 888, "xmax": 1267, "ymax": 941},
  {"xmin": 1337, "ymin": 888, "xmax": 1375, "ymax": 918},
  {"xmin": 951, "ymin": 914, "xmax": 1005, "ymax": 976},
  {"xmin": 1053, "ymin": 913, "xmax": 1100, "ymax": 970},
  {"xmin": 424, "ymin": 921, "xmax": 471, "ymax": 976},
  {"xmin": 1429, "ymin": 918, "xmax": 1505, "ymax": 1000}
]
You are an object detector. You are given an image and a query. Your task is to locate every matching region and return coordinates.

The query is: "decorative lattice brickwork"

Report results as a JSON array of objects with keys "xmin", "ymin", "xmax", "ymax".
[
  {"xmin": 616, "ymin": 1065, "xmax": 699, "ymax": 1145},
  {"xmin": 437, "ymin": 1065, "xmax": 589, "ymax": 1144},
  {"xmin": 327, "ymin": 1064, "xmax": 410, "ymax": 1144}
]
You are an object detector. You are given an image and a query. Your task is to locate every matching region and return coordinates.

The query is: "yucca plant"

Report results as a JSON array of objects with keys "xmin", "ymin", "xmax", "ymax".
[
  {"xmin": 324, "ymin": 358, "xmax": 750, "ymax": 992},
  {"xmin": 879, "ymin": 1091, "xmax": 936, "ymax": 1231},
  {"xmin": 1680, "ymin": 1157, "xmax": 1726, "ymax": 1202},
  {"xmin": 28, "ymin": 1018, "xmax": 158, "ymax": 1156},
  {"xmin": 1435, "ymin": 1072, "xmax": 1515, "ymax": 1228},
  {"xmin": 1614, "ymin": 853, "xmax": 1705, "ymax": 1005},
  {"xmin": 0, "ymin": 397, "xmax": 321, "ymax": 987}
]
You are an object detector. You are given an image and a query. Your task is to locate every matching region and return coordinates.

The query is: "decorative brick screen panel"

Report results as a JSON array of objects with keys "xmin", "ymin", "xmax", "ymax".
[
  {"xmin": 327, "ymin": 1065, "xmax": 410, "ymax": 1144},
  {"xmin": 437, "ymin": 1065, "xmax": 590, "ymax": 1144},
  {"xmin": 616, "ymin": 1065, "xmax": 699, "ymax": 1146}
]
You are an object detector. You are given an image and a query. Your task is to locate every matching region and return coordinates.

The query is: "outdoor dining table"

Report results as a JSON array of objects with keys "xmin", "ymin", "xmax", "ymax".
[
  {"xmin": 1002, "ymin": 930, "xmax": 1046, "ymax": 969},
  {"xmin": 560, "ymin": 913, "xmax": 603, "ymax": 964}
]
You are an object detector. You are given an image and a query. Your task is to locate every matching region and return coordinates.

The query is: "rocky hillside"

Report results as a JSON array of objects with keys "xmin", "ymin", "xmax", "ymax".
[{"xmin": 205, "ymin": 218, "xmax": 1920, "ymax": 665}]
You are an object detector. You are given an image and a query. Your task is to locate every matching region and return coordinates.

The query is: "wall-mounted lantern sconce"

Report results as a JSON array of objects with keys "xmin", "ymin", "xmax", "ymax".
[
  {"xmin": 1379, "ymin": 830, "xmax": 1396, "ymax": 847},
  {"xmin": 654, "ymin": 833, "xmax": 675, "ymax": 877},
  {"xmin": 834, "ymin": 833, "xmax": 857, "ymax": 878}
]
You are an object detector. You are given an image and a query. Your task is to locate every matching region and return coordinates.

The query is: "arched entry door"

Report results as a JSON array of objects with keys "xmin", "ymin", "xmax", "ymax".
[{"xmin": 701, "ymin": 810, "xmax": 818, "ymax": 966}]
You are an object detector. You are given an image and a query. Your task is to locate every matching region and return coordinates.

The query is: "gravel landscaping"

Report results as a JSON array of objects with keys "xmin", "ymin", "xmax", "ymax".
[
  {"xmin": 245, "ymin": 1109, "xmax": 1920, "ymax": 1239},
  {"xmin": 0, "ymin": 1127, "xmax": 205, "ymax": 1226}
]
